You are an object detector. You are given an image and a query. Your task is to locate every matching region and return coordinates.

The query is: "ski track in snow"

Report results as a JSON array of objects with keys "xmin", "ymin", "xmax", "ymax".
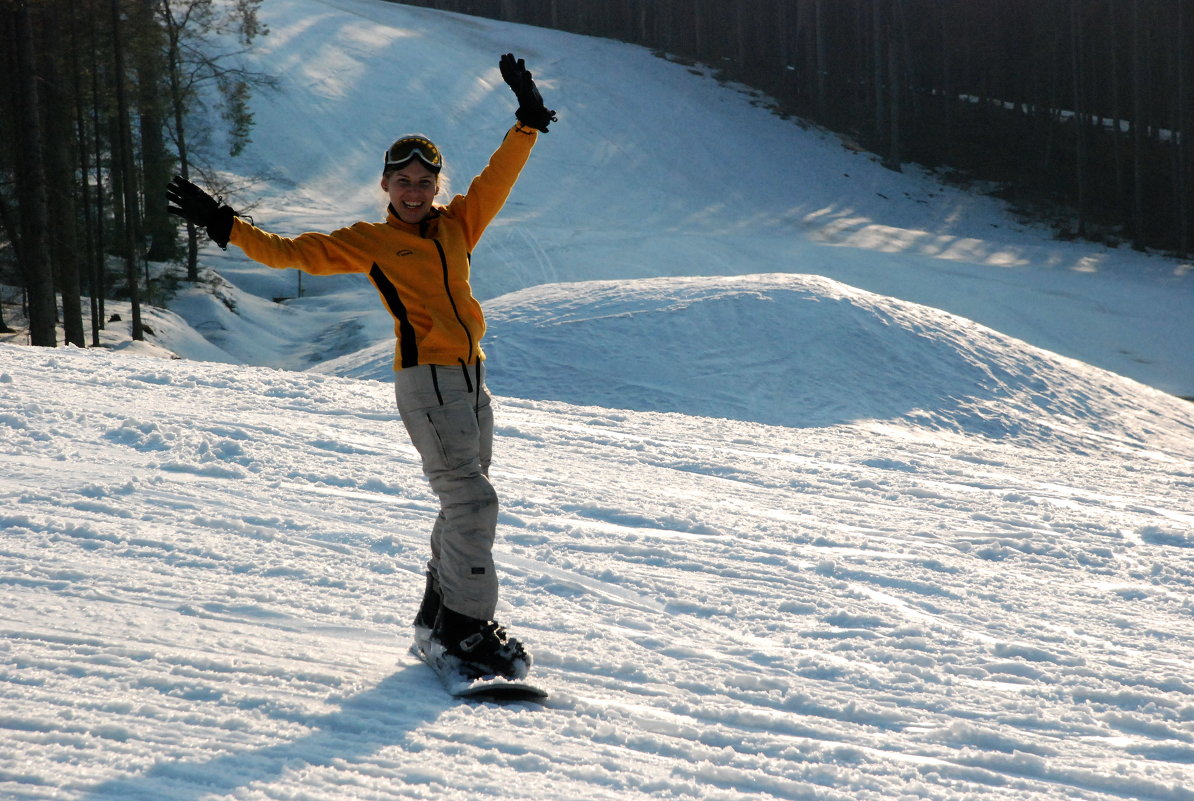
[{"xmin": 2, "ymin": 344, "xmax": 1193, "ymax": 801}]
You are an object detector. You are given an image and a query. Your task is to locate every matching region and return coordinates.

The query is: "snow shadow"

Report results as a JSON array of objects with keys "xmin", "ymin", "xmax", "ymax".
[{"xmin": 79, "ymin": 665, "xmax": 445, "ymax": 801}]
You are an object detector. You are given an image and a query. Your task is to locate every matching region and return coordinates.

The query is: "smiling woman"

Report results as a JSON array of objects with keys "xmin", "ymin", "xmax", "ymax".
[
  {"xmin": 382, "ymin": 135, "xmax": 441, "ymax": 224},
  {"xmin": 164, "ymin": 52, "xmax": 558, "ymax": 684}
]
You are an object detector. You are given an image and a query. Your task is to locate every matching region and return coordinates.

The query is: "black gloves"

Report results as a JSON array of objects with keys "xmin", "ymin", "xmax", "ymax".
[
  {"xmin": 500, "ymin": 53, "xmax": 557, "ymax": 133},
  {"xmin": 166, "ymin": 175, "xmax": 235, "ymax": 249}
]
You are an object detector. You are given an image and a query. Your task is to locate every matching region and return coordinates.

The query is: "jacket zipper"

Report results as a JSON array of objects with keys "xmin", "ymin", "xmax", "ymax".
[{"xmin": 431, "ymin": 238, "xmax": 475, "ymax": 365}]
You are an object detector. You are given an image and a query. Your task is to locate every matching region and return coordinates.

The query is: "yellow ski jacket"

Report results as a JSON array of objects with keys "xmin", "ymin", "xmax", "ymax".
[{"xmin": 229, "ymin": 124, "xmax": 537, "ymax": 371}]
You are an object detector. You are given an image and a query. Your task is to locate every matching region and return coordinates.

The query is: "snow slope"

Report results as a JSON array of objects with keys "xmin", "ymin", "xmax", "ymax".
[
  {"xmin": 2, "ymin": 338, "xmax": 1193, "ymax": 801},
  {"xmin": 3, "ymin": 0, "xmax": 1194, "ymax": 799},
  {"xmin": 171, "ymin": 0, "xmax": 1191, "ymax": 398}
]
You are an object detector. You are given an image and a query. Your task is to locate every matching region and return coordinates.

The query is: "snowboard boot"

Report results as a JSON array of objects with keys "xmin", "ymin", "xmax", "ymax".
[
  {"xmin": 431, "ymin": 605, "xmax": 531, "ymax": 680},
  {"xmin": 413, "ymin": 571, "xmax": 441, "ymax": 633}
]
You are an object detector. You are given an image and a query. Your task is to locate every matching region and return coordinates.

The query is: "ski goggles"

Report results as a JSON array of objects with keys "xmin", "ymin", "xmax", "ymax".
[{"xmin": 384, "ymin": 136, "xmax": 442, "ymax": 173}]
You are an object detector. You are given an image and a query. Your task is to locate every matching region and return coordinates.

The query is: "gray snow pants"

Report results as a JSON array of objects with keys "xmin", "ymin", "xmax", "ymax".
[{"xmin": 394, "ymin": 362, "xmax": 498, "ymax": 621}]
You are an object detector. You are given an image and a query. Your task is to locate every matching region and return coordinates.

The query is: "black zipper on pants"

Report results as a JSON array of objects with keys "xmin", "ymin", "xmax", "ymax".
[
  {"xmin": 430, "ymin": 363, "xmax": 481, "ymax": 415},
  {"xmin": 429, "ymin": 364, "xmax": 443, "ymax": 406}
]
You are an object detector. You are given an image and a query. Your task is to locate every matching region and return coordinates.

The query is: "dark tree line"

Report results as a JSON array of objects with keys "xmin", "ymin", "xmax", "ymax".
[
  {"xmin": 0, "ymin": 0, "xmax": 270, "ymax": 348},
  {"xmin": 396, "ymin": 0, "xmax": 1193, "ymax": 256}
]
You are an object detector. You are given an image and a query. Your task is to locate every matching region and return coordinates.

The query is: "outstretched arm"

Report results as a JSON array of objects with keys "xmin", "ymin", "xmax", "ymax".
[{"xmin": 167, "ymin": 176, "xmax": 367, "ymax": 276}]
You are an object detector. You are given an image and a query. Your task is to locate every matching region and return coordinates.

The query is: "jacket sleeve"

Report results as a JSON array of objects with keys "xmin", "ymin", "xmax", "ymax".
[
  {"xmin": 447, "ymin": 123, "xmax": 537, "ymax": 250},
  {"xmin": 229, "ymin": 217, "xmax": 370, "ymax": 276}
]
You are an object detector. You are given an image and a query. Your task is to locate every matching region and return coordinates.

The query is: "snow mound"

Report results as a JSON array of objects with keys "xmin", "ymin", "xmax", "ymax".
[{"xmin": 313, "ymin": 273, "xmax": 1194, "ymax": 455}]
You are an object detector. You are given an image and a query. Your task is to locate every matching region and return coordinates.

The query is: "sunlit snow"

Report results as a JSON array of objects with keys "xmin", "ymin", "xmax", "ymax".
[{"xmin": 2, "ymin": 0, "xmax": 1192, "ymax": 799}]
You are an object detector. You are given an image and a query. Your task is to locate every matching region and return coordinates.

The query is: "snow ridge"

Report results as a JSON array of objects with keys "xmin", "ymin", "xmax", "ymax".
[{"xmin": 315, "ymin": 273, "xmax": 1194, "ymax": 456}]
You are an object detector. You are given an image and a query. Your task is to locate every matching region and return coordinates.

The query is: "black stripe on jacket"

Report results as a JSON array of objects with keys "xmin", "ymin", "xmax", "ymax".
[{"xmin": 369, "ymin": 263, "xmax": 419, "ymax": 368}]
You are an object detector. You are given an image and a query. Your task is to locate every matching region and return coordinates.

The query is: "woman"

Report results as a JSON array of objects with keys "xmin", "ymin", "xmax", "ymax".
[{"xmin": 167, "ymin": 54, "xmax": 556, "ymax": 680}]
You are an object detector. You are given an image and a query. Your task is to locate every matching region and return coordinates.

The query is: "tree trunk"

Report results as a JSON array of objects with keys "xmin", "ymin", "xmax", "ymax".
[
  {"xmin": 814, "ymin": 0, "xmax": 827, "ymax": 117},
  {"xmin": 0, "ymin": 196, "xmax": 17, "ymax": 333},
  {"xmin": 1175, "ymin": 0, "xmax": 1190, "ymax": 255},
  {"xmin": 1108, "ymin": 0, "xmax": 1126, "ymax": 225},
  {"xmin": 1131, "ymin": 0, "xmax": 1148, "ymax": 248},
  {"xmin": 71, "ymin": 10, "xmax": 102, "ymax": 347},
  {"xmin": 11, "ymin": 0, "xmax": 57, "ymax": 346},
  {"xmin": 1071, "ymin": 0, "xmax": 1087, "ymax": 237},
  {"xmin": 873, "ymin": 0, "xmax": 886, "ymax": 141},
  {"xmin": 886, "ymin": 12, "xmax": 902, "ymax": 171},
  {"xmin": 136, "ymin": 0, "xmax": 175, "ymax": 265},
  {"xmin": 939, "ymin": 0, "xmax": 954, "ymax": 165},
  {"xmin": 162, "ymin": 0, "xmax": 201, "ymax": 281},
  {"xmin": 111, "ymin": 0, "xmax": 145, "ymax": 340},
  {"xmin": 91, "ymin": 13, "xmax": 108, "ymax": 330},
  {"xmin": 41, "ymin": 33, "xmax": 87, "ymax": 348}
]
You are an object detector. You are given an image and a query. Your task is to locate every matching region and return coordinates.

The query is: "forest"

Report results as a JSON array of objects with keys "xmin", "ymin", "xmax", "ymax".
[
  {"xmin": 0, "ymin": 0, "xmax": 269, "ymax": 348},
  {"xmin": 0, "ymin": 0, "xmax": 1190, "ymax": 349}
]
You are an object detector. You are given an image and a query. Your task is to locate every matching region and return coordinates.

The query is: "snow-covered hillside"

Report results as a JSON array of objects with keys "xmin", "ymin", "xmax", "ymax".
[
  {"xmin": 2, "ymin": 0, "xmax": 1194, "ymax": 799},
  {"xmin": 165, "ymin": 0, "xmax": 1190, "ymax": 398},
  {"xmin": 2, "ymin": 340, "xmax": 1193, "ymax": 801}
]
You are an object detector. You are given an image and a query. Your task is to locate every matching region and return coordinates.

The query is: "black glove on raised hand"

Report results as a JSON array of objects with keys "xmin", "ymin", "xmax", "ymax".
[
  {"xmin": 500, "ymin": 53, "xmax": 557, "ymax": 133},
  {"xmin": 166, "ymin": 175, "xmax": 235, "ymax": 249}
]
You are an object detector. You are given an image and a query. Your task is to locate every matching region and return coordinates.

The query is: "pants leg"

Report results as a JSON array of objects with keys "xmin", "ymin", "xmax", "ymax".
[{"xmin": 395, "ymin": 364, "xmax": 498, "ymax": 621}]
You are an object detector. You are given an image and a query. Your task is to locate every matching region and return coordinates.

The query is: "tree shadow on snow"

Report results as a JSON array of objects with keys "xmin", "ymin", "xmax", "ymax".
[{"xmin": 80, "ymin": 664, "xmax": 446, "ymax": 801}]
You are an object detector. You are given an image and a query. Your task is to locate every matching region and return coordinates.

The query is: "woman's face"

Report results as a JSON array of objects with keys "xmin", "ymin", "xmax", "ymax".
[{"xmin": 382, "ymin": 161, "xmax": 438, "ymax": 224}]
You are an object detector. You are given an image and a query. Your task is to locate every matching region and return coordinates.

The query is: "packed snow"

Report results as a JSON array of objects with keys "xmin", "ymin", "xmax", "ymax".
[{"xmin": 2, "ymin": 0, "xmax": 1194, "ymax": 800}]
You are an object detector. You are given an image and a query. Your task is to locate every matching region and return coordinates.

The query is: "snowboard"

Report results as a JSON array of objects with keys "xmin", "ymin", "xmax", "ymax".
[{"xmin": 410, "ymin": 630, "xmax": 548, "ymax": 702}]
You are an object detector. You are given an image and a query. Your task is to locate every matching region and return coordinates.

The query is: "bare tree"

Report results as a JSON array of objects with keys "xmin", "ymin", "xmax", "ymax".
[{"xmin": 159, "ymin": 0, "xmax": 272, "ymax": 281}]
